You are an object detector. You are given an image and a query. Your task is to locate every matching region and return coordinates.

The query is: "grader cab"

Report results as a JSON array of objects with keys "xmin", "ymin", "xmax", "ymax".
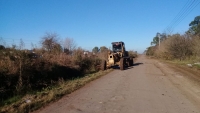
[{"xmin": 101, "ymin": 41, "xmax": 134, "ymax": 70}]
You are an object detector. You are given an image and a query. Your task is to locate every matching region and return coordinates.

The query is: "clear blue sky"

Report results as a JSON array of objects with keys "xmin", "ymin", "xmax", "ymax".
[{"xmin": 0, "ymin": 0, "xmax": 200, "ymax": 53}]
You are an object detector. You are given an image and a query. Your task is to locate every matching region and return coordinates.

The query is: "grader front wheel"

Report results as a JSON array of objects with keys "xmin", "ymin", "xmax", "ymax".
[{"xmin": 120, "ymin": 58, "xmax": 124, "ymax": 70}]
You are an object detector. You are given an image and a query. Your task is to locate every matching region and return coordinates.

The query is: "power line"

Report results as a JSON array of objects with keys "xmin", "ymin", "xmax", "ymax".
[
  {"xmin": 1, "ymin": 38, "xmax": 40, "ymax": 49},
  {"xmin": 165, "ymin": 0, "xmax": 194, "ymax": 33},
  {"xmin": 164, "ymin": 0, "xmax": 200, "ymax": 34},
  {"xmin": 169, "ymin": 0, "xmax": 200, "ymax": 34},
  {"xmin": 167, "ymin": 0, "xmax": 195, "ymax": 33},
  {"xmin": 165, "ymin": 0, "xmax": 191, "ymax": 32}
]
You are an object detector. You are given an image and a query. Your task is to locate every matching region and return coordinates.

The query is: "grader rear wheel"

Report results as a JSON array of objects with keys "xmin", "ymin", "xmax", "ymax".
[
  {"xmin": 120, "ymin": 58, "xmax": 124, "ymax": 70},
  {"xmin": 129, "ymin": 58, "xmax": 133, "ymax": 66},
  {"xmin": 101, "ymin": 60, "xmax": 106, "ymax": 71},
  {"xmin": 127, "ymin": 58, "xmax": 131, "ymax": 67}
]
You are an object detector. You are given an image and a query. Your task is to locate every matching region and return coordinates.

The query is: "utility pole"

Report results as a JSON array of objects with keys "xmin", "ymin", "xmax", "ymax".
[
  {"xmin": 159, "ymin": 34, "xmax": 160, "ymax": 48},
  {"xmin": 157, "ymin": 33, "xmax": 161, "ymax": 48}
]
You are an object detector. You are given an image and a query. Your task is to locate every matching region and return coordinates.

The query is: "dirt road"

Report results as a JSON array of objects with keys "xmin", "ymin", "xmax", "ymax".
[{"xmin": 34, "ymin": 55, "xmax": 200, "ymax": 113}]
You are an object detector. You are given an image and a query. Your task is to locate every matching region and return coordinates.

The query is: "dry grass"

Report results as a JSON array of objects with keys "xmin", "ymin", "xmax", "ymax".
[
  {"xmin": 147, "ymin": 34, "xmax": 200, "ymax": 62},
  {"xmin": 0, "ymin": 36, "xmax": 115, "ymax": 113},
  {"xmin": 0, "ymin": 69, "xmax": 112, "ymax": 113},
  {"xmin": 0, "ymin": 47, "xmax": 103, "ymax": 109},
  {"xmin": 146, "ymin": 34, "xmax": 200, "ymax": 72},
  {"xmin": 42, "ymin": 53, "xmax": 73, "ymax": 66}
]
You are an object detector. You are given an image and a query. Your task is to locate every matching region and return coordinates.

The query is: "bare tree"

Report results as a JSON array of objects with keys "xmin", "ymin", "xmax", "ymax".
[
  {"xmin": 192, "ymin": 35, "xmax": 200, "ymax": 56},
  {"xmin": 0, "ymin": 37, "xmax": 6, "ymax": 47},
  {"xmin": 63, "ymin": 38, "xmax": 76, "ymax": 54},
  {"xmin": 166, "ymin": 34, "xmax": 192, "ymax": 60},
  {"xmin": 92, "ymin": 46, "xmax": 99, "ymax": 53},
  {"xmin": 0, "ymin": 37, "xmax": 6, "ymax": 50},
  {"xmin": 41, "ymin": 32, "xmax": 61, "ymax": 53},
  {"xmin": 19, "ymin": 39, "xmax": 25, "ymax": 50}
]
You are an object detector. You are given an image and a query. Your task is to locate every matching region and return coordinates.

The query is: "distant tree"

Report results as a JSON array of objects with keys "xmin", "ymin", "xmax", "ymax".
[
  {"xmin": 41, "ymin": 32, "xmax": 61, "ymax": 53},
  {"xmin": 166, "ymin": 34, "xmax": 192, "ymax": 60},
  {"xmin": 128, "ymin": 50, "xmax": 138, "ymax": 58},
  {"xmin": 151, "ymin": 36, "xmax": 159, "ymax": 45},
  {"xmin": 53, "ymin": 43, "xmax": 63, "ymax": 53},
  {"xmin": 151, "ymin": 32, "xmax": 167, "ymax": 46},
  {"xmin": 146, "ymin": 46, "xmax": 156, "ymax": 56},
  {"xmin": 0, "ymin": 45, "xmax": 5, "ymax": 50},
  {"xmin": 187, "ymin": 16, "xmax": 200, "ymax": 35},
  {"xmin": 92, "ymin": 46, "xmax": 99, "ymax": 53},
  {"xmin": 151, "ymin": 33, "xmax": 160, "ymax": 46},
  {"xmin": 0, "ymin": 37, "xmax": 6, "ymax": 46},
  {"xmin": 100, "ymin": 46, "xmax": 108, "ymax": 53},
  {"xmin": 160, "ymin": 33, "xmax": 167, "ymax": 42},
  {"xmin": 63, "ymin": 38, "xmax": 76, "ymax": 54}
]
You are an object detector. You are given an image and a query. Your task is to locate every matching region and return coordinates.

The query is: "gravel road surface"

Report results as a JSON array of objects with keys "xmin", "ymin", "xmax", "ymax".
[{"xmin": 34, "ymin": 55, "xmax": 200, "ymax": 113}]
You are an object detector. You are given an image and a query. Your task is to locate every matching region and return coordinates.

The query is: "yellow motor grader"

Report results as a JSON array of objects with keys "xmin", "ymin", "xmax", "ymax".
[{"xmin": 101, "ymin": 41, "xmax": 134, "ymax": 70}]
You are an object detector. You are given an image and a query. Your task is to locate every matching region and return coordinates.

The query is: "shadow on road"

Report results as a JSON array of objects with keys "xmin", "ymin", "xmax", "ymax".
[
  {"xmin": 111, "ymin": 65, "xmax": 134, "ymax": 70},
  {"xmin": 108, "ymin": 63, "xmax": 143, "ymax": 70},
  {"xmin": 133, "ymin": 63, "xmax": 143, "ymax": 66}
]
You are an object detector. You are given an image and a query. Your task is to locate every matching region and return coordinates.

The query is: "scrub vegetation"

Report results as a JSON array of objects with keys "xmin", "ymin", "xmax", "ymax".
[
  {"xmin": 0, "ymin": 33, "xmax": 134, "ymax": 112},
  {"xmin": 146, "ymin": 15, "xmax": 200, "ymax": 69}
]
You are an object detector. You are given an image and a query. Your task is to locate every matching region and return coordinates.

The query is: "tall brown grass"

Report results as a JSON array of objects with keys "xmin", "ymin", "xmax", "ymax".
[{"xmin": 0, "ymin": 47, "xmax": 102, "ymax": 106}]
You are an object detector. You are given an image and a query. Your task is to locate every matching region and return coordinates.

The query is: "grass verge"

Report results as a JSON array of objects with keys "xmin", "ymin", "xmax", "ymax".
[
  {"xmin": 161, "ymin": 59, "xmax": 200, "ymax": 70},
  {"xmin": 0, "ymin": 69, "xmax": 112, "ymax": 113}
]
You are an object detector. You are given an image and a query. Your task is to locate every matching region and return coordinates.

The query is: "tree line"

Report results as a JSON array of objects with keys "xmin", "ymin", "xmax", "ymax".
[{"xmin": 146, "ymin": 15, "xmax": 200, "ymax": 61}]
